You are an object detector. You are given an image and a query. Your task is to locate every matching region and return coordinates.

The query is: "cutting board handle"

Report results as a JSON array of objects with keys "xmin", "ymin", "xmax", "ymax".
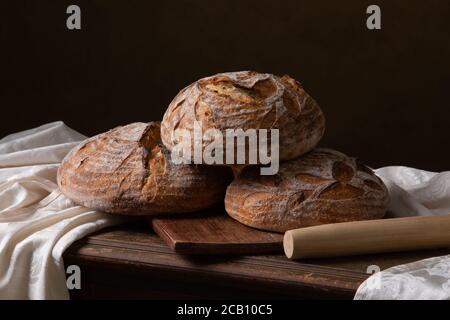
[{"xmin": 284, "ymin": 214, "xmax": 450, "ymax": 259}]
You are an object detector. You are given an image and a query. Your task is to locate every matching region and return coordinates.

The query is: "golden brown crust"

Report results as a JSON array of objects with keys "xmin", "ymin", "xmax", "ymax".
[
  {"xmin": 57, "ymin": 122, "xmax": 233, "ymax": 215},
  {"xmin": 225, "ymin": 148, "xmax": 390, "ymax": 232},
  {"xmin": 161, "ymin": 71, "xmax": 326, "ymax": 164}
]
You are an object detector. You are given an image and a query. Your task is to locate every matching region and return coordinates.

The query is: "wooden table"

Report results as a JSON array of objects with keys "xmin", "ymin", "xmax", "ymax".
[{"xmin": 64, "ymin": 220, "xmax": 450, "ymax": 299}]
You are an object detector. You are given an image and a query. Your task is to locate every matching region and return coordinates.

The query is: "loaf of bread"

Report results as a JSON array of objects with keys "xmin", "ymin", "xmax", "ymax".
[
  {"xmin": 161, "ymin": 71, "xmax": 325, "ymax": 165},
  {"xmin": 225, "ymin": 148, "xmax": 389, "ymax": 232},
  {"xmin": 57, "ymin": 122, "xmax": 232, "ymax": 215}
]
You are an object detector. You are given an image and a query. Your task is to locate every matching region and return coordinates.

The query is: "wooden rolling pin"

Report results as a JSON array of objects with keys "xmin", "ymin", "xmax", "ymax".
[{"xmin": 284, "ymin": 214, "xmax": 450, "ymax": 259}]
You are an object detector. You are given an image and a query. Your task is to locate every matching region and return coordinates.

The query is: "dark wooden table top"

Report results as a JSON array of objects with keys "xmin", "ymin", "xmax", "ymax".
[{"xmin": 63, "ymin": 220, "xmax": 450, "ymax": 299}]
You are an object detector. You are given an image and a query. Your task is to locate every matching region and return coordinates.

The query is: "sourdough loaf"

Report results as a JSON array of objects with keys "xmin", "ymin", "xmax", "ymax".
[
  {"xmin": 225, "ymin": 148, "xmax": 389, "ymax": 232},
  {"xmin": 161, "ymin": 71, "xmax": 325, "ymax": 165},
  {"xmin": 57, "ymin": 122, "xmax": 232, "ymax": 215}
]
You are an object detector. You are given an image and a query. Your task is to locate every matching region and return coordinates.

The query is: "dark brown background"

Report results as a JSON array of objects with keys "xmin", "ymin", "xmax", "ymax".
[{"xmin": 1, "ymin": 0, "xmax": 449, "ymax": 170}]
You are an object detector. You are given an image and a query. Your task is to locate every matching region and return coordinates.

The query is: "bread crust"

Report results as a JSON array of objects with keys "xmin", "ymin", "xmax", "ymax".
[
  {"xmin": 57, "ymin": 122, "xmax": 232, "ymax": 215},
  {"xmin": 161, "ymin": 71, "xmax": 326, "ymax": 164},
  {"xmin": 225, "ymin": 148, "xmax": 390, "ymax": 232}
]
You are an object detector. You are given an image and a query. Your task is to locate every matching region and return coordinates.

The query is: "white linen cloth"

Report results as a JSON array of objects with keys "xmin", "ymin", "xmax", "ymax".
[
  {"xmin": 0, "ymin": 122, "xmax": 125, "ymax": 299},
  {"xmin": 355, "ymin": 167, "xmax": 450, "ymax": 300}
]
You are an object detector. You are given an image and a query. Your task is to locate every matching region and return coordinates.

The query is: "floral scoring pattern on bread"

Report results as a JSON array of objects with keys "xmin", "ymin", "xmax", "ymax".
[{"xmin": 225, "ymin": 148, "xmax": 390, "ymax": 232}]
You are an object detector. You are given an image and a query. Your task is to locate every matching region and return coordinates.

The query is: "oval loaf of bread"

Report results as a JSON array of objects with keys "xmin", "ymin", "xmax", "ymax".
[
  {"xmin": 225, "ymin": 148, "xmax": 389, "ymax": 232},
  {"xmin": 58, "ymin": 122, "xmax": 232, "ymax": 215},
  {"xmin": 161, "ymin": 71, "xmax": 326, "ymax": 164}
]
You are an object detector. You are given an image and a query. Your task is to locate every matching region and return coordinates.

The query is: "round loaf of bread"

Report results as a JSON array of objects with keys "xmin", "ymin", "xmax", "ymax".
[
  {"xmin": 57, "ymin": 122, "xmax": 232, "ymax": 215},
  {"xmin": 161, "ymin": 71, "xmax": 325, "ymax": 165},
  {"xmin": 225, "ymin": 148, "xmax": 389, "ymax": 232}
]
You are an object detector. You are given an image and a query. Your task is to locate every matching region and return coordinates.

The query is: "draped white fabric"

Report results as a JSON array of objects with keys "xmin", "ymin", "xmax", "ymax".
[
  {"xmin": 355, "ymin": 167, "xmax": 450, "ymax": 300},
  {"xmin": 0, "ymin": 122, "xmax": 449, "ymax": 300},
  {"xmin": 0, "ymin": 122, "xmax": 125, "ymax": 299}
]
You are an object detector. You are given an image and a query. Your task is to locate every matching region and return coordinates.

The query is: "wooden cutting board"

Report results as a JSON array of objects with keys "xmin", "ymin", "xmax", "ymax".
[{"xmin": 150, "ymin": 208, "xmax": 283, "ymax": 255}]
